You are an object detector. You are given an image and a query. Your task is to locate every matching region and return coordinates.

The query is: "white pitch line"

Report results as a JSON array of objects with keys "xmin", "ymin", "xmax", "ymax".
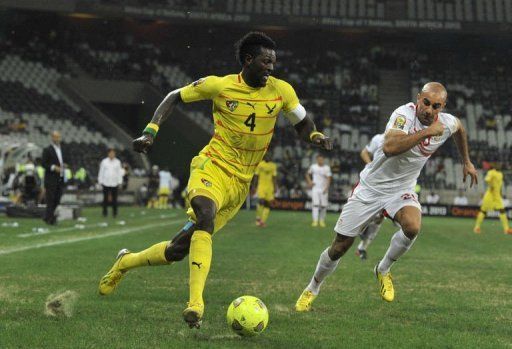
[
  {"xmin": 16, "ymin": 213, "xmax": 178, "ymax": 238},
  {"xmin": 0, "ymin": 219, "xmax": 184, "ymax": 256}
]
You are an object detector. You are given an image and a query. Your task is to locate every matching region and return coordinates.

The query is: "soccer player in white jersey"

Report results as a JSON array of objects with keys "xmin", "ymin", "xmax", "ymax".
[
  {"xmin": 356, "ymin": 133, "xmax": 385, "ymax": 260},
  {"xmin": 296, "ymin": 82, "xmax": 478, "ymax": 311},
  {"xmin": 306, "ymin": 154, "xmax": 332, "ymax": 227}
]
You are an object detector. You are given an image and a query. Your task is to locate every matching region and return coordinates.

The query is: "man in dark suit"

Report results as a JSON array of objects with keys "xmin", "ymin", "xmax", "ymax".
[{"xmin": 42, "ymin": 131, "xmax": 66, "ymax": 225}]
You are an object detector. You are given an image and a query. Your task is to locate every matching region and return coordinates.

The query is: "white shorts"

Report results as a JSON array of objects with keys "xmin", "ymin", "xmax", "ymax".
[
  {"xmin": 312, "ymin": 188, "xmax": 328, "ymax": 207},
  {"xmin": 334, "ymin": 184, "xmax": 421, "ymax": 237}
]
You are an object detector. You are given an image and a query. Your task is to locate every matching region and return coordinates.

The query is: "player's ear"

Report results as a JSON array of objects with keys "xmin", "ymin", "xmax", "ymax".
[{"xmin": 244, "ymin": 53, "xmax": 253, "ymax": 66}]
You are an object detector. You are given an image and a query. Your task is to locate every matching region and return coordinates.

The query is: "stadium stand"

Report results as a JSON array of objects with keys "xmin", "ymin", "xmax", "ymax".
[{"xmin": 1, "ymin": 13, "xmax": 509, "ymax": 203}]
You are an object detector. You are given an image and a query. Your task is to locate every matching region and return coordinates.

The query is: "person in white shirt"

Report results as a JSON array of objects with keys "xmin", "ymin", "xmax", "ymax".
[
  {"xmin": 306, "ymin": 154, "xmax": 332, "ymax": 227},
  {"xmin": 157, "ymin": 167, "xmax": 173, "ymax": 209},
  {"xmin": 453, "ymin": 190, "xmax": 469, "ymax": 206},
  {"xmin": 296, "ymin": 82, "xmax": 478, "ymax": 311},
  {"xmin": 426, "ymin": 191, "xmax": 440, "ymax": 204},
  {"xmin": 356, "ymin": 133, "xmax": 385, "ymax": 260},
  {"xmin": 98, "ymin": 148, "xmax": 123, "ymax": 217}
]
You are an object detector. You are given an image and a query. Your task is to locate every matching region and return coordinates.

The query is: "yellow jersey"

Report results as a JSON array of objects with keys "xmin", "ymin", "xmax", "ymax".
[
  {"xmin": 255, "ymin": 160, "xmax": 277, "ymax": 190},
  {"xmin": 180, "ymin": 74, "xmax": 299, "ymax": 182},
  {"xmin": 485, "ymin": 169, "xmax": 503, "ymax": 196}
]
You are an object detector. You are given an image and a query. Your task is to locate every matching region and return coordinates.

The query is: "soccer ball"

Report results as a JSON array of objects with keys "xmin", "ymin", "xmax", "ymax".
[{"xmin": 226, "ymin": 295, "xmax": 269, "ymax": 336}]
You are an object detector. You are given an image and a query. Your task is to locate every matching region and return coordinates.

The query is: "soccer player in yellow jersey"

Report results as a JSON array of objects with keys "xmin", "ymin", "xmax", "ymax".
[
  {"xmin": 474, "ymin": 164, "xmax": 512, "ymax": 234},
  {"xmin": 98, "ymin": 32, "xmax": 332, "ymax": 328},
  {"xmin": 254, "ymin": 153, "xmax": 278, "ymax": 227}
]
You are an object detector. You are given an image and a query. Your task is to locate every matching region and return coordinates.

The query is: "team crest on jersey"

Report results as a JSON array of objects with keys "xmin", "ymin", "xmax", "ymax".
[
  {"xmin": 226, "ymin": 100, "xmax": 239, "ymax": 112},
  {"xmin": 393, "ymin": 115, "xmax": 406, "ymax": 130},
  {"xmin": 192, "ymin": 78, "xmax": 206, "ymax": 87},
  {"xmin": 201, "ymin": 178, "xmax": 212, "ymax": 187}
]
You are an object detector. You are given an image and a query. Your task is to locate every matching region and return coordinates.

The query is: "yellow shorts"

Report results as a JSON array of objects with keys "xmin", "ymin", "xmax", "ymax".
[
  {"xmin": 480, "ymin": 191, "xmax": 504, "ymax": 212},
  {"xmin": 158, "ymin": 187, "xmax": 170, "ymax": 196},
  {"xmin": 257, "ymin": 186, "xmax": 274, "ymax": 201},
  {"xmin": 186, "ymin": 155, "xmax": 250, "ymax": 233}
]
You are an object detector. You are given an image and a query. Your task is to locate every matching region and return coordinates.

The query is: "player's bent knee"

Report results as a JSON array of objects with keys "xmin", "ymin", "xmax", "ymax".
[
  {"xmin": 329, "ymin": 234, "xmax": 354, "ymax": 260},
  {"xmin": 401, "ymin": 222, "xmax": 420, "ymax": 239},
  {"xmin": 191, "ymin": 197, "xmax": 216, "ymax": 233},
  {"xmin": 165, "ymin": 243, "xmax": 189, "ymax": 261}
]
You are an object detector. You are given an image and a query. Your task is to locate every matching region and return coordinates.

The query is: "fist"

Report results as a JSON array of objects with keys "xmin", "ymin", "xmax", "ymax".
[
  {"xmin": 427, "ymin": 120, "xmax": 444, "ymax": 137},
  {"xmin": 132, "ymin": 134, "xmax": 154, "ymax": 153},
  {"xmin": 312, "ymin": 135, "xmax": 333, "ymax": 151}
]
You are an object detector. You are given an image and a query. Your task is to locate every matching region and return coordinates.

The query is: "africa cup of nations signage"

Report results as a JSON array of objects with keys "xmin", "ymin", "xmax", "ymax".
[
  {"xmin": 260, "ymin": 199, "xmax": 512, "ymax": 219},
  {"xmin": 121, "ymin": 6, "xmax": 463, "ymax": 31}
]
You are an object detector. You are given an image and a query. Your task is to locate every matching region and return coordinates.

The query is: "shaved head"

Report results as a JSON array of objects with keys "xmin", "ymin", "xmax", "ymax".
[
  {"xmin": 421, "ymin": 82, "xmax": 447, "ymax": 100},
  {"xmin": 416, "ymin": 82, "xmax": 448, "ymax": 125}
]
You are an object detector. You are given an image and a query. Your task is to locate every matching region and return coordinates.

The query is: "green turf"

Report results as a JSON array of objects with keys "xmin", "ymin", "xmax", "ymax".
[{"xmin": 1, "ymin": 207, "xmax": 511, "ymax": 348}]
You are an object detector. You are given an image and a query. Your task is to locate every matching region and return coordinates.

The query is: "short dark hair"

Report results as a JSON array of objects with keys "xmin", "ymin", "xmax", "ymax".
[{"xmin": 234, "ymin": 31, "xmax": 276, "ymax": 66}]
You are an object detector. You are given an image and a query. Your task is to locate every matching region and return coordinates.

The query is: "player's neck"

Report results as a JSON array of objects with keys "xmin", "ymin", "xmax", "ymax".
[{"xmin": 240, "ymin": 70, "xmax": 260, "ymax": 88}]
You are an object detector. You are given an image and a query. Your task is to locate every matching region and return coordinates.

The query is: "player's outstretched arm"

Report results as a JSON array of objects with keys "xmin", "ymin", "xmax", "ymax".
[
  {"xmin": 452, "ymin": 118, "xmax": 478, "ymax": 188},
  {"xmin": 293, "ymin": 116, "xmax": 333, "ymax": 151},
  {"xmin": 133, "ymin": 89, "xmax": 183, "ymax": 153},
  {"xmin": 383, "ymin": 120, "xmax": 444, "ymax": 157}
]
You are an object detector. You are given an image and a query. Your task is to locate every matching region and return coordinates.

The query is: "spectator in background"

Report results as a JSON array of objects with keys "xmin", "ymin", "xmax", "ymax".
[
  {"xmin": 42, "ymin": 130, "xmax": 66, "ymax": 225},
  {"xmin": 453, "ymin": 190, "xmax": 469, "ymax": 206},
  {"xmin": 426, "ymin": 191, "xmax": 440, "ymax": 204},
  {"xmin": 146, "ymin": 165, "xmax": 160, "ymax": 208},
  {"xmin": 157, "ymin": 167, "xmax": 172, "ymax": 209},
  {"xmin": 122, "ymin": 162, "xmax": 130, "ymax": 190},
  {"xmin": 98, "ymin": 148, "xmax": 123, "ymax": 218}
]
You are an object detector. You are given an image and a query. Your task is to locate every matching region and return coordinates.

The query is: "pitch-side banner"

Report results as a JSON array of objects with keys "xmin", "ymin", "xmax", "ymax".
[{"xmin": 253, "ymin": 199, "xmax": 512, "ymax": 219}]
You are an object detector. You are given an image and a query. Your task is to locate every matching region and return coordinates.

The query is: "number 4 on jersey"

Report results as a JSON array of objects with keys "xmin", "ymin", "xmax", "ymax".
[{"xmin": 244, "ymin": 113, "xmax": 256, "ymax": 132}]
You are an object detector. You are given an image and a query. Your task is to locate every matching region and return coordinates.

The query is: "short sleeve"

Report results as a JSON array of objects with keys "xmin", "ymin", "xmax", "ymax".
[
  {"xmin": 276, "ymin": 79, "xmax": 300, "ymax": 112},
  {"xmin": 307, "ymin": 165, "xmax": 313, "ymax": 175},
  {"xmin": 385, "ymin": 110, "xmax": 413, "ymax": 134},
  {"xmin": 272, "ymin": 164, "xmax": 277, "ymax": 176},
  {"xmin": 326, "ymin": 166, "xmax": 332, "ymax": 177},
  {"xmin": 366, "ymin": 134, "xmax": 381, "ymax": 154},
  {"xmin": 443, "ymin": 115, "xmax": 459, "ymax": 135},
  {"xmin": 180, "ymin": 76, "xmax": 223, "ymax": 103}
]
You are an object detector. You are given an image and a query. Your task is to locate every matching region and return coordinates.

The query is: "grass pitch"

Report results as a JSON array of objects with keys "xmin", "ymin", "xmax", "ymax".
[{"xmin": 0, "ymin": 207, "xmax": 511, "ymax": 348}]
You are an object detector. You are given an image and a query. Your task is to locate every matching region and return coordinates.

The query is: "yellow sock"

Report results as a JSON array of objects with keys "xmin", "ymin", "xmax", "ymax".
[
  {"xmin": 261, "ymin": 207, "xmax": 270, "ymax": 223},
  {"xmin": 163, "ymin": 196, "xmax": 169, "ymax": 208},
  {"xmin": 499, "ymin": 213, "xmax": 510, "ymax": 232},
  {"xmin": 119, "ymin": 241, "xmax": 170, "ymax": 271},
  {"xmin": 158, "ymin": 196, "xmax": 166, "ymax": 209},
  {"xmin": 474, "ymin": 211, "xmax": 485, "ymax": 229},
  {"xmin": 188, "ymin": 230, "xmax": 212, "ymax": 305},
  {"xmin": 256, "ymin": 204, "xmax": 263, "ymax": 220}
]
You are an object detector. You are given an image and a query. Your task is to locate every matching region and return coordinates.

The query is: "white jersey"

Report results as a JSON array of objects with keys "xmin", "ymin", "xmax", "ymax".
[
  {"xmin": 308, "ymin": 163, "xmax": 332, "ymax": 191},
  {"xmin": 359, "ymin": 102, "xmax": 458, "ymax": 195},
  {"xmin": 365, "ymin": 133, "xmax": 384, "ymax": 155},
  {"xmin": 158, "ymin": 170, "xmax": 172, "ymax": 190}
]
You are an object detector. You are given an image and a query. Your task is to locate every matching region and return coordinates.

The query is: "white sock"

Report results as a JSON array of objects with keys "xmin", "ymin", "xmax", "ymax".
[
  {"xmin": 357, "ymin": 240, "xmax": 365, "ymax": 251},
  {"xmin": 377, "ymin": 229, "xmax": 416, "ymax": 274},
  {"xmin": 319, "ymin": 206, "xmax": 327, "ymax": 221},
  {"xmin": 312, "ymin": 206, "xmax": 319, "ymax": 222},
  {"xmin": 306, "ymin": 248, "xmax": 340, "ymax": 295}
]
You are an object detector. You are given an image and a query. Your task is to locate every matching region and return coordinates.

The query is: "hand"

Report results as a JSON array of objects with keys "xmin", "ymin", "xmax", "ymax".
[
  {"xmin": 323, "ymin": 187, "xmax": 328, "ymax": 194},
  {"xmin": 307, "ymin": 182, "xmax": 313, "ymax": 189},
  {"xmin": 426, "ymin": 120, "xmax": 444, "ymax": 137},
  {"xmin": 463, "ymin": 161, "xmax": 478, "ymax": 188},
  {"xmin": 133, "ymin": 134, "xmax": 154, "ymax": 153},
  {"xmin": 312, "ymin": 134, "xmax": 333, "ymax": 151},
  {"xmin": 54, "ymin": 165, "xmax": 61, "ymax": 173}
]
